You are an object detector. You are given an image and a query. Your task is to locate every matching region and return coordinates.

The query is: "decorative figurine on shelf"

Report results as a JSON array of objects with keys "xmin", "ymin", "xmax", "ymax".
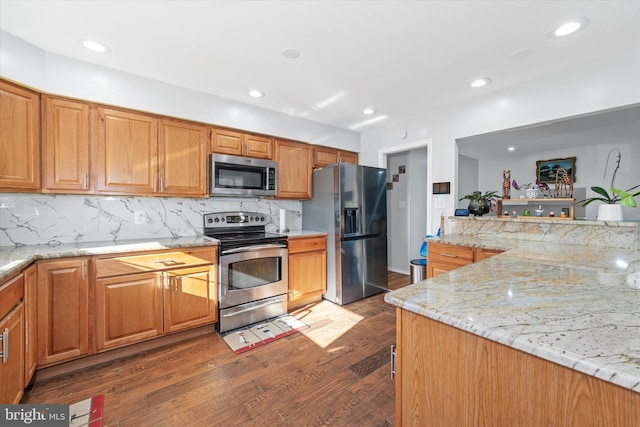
[
  {"xmin": 554, "ymin": 167, "xmax": 574, "ymax": 197},
  {"xmin": 535, "ymin": 205, "xmax": 544, "ymax": 217},
  {"xmin": 502, "ymin": 170, "xmax": 511, "ymax": 199}
]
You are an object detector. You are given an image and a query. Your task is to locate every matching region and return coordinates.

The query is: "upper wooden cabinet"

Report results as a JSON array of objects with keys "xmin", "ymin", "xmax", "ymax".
[
  {"xmin": 96, "ymin": 107, "xmax": 158, "ymax": 195},
  {"xmin": 313, "ymin": 145, "xmax": 358, "ymax": 168},
  {"xmin": 211, "ymin": 128, "xmax": 273, "ymax": 159},
  {"xmin": 0, "ymin": 80, "xmax": 41, "ymax": 192},
  {"xmin": 275, "ymin": 139, "xmax": 313, "ymax": 200},
  {"xmin": 159, "ymin": 119, "xmax": 208, "ymax": 197},
  {"xmin": 42, "ymin": 96, "xmax": 92, "ymax": 193}
]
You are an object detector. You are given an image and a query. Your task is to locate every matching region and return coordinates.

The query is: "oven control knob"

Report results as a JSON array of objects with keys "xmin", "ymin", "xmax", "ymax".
[
  {"xmin": 207, "ymin": 218, "xmax": 213, "ymax": 224},
  {"xmin": 213, "ymin": 218, "xmax": 219, "ymax": 223},
  {"xmin": 221, "ymin": 218, "xmax": 225, "ymax": 222},
  {"xmin": 260, "ymin": 216, "xmax": 265, "ymax": 222}
]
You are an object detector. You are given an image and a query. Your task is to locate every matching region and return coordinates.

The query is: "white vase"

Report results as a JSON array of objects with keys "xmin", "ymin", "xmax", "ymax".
[{"xmin": 596, "ymin": 204, "xmax": 623, "ymax": 221}]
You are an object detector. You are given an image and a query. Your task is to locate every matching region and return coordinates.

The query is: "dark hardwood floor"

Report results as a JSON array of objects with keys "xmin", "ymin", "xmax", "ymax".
[{"xmin": 22, "ymin": 272, "xmax": 411, "ymax": 426}]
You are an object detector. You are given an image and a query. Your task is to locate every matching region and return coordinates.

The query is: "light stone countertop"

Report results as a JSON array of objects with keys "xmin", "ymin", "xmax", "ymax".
[
  {"xmin": 0, "ymin": 236, "xmax": 218, "ymax": 282},
  {"xmin": 384, "ymin": 235, "xmax": 640, "ymax": 393}
]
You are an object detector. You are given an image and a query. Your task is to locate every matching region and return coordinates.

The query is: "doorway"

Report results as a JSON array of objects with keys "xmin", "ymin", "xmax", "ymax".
[{"xmin": 380, "ymin": 142, "xmax": 430, "ymax": 275}]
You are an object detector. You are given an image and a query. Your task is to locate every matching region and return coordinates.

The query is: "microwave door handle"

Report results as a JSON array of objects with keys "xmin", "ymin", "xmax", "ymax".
[{"xmin": 221, "ymin": 243, "xmax": 287, "ymax": 255}]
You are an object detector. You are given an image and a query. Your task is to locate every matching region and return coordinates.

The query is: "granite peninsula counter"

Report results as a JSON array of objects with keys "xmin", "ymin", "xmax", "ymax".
[
  {"xmin": 385, "ymin": 218, "xmax": 639, "ymax": 386},
  {"xmin": 386, "ymin": 218, "xmax": 640, "ymax": 424}
]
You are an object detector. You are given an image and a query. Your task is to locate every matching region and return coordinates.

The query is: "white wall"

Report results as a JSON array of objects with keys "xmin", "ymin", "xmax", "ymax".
[
  {"xmin": 477, "ymin": 141, "xmax": 640, "ymax": 221},
  {"xmin": 457, "ymin": 155, "xmax": 479, "ymax": 210},
  {"xmin": 0, "ymin": 31, "xmax": 359, "ymax": 151},
  {"xmin": 387, "ymin": 152, "xmax": 409, "ymax": 273},
  {"xmin": 360, "ymin": 50, "xmax": 640, "ymax": 232}
]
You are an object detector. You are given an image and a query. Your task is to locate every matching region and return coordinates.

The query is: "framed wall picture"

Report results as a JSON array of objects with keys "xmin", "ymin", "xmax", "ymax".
[{"xmin": 536, "ymin": 157, "xmax": 576, "ymax": 183}]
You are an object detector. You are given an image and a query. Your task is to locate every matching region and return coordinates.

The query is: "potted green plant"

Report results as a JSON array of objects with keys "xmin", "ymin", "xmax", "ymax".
[
  {"xmin": 580, "ymin": 185, "xmax": 640, "ymax": 221},
  {"xmin": 459, "ymin": 190, "xmax": 499, "ymax": 216}
]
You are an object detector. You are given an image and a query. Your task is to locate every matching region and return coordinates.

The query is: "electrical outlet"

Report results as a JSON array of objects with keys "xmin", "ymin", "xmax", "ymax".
[{"xmin": 134, "ymin": 211, "xmax": 146, "ymax": 224}]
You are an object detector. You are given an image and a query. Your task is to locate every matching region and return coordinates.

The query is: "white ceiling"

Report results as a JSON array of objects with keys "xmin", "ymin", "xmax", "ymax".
[{"xmin": 1, "ymin": 0, "xmax": 639, "ymax": 135}]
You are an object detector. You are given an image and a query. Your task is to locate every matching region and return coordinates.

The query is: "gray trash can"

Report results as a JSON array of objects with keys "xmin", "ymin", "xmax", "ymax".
[{"xmin": 409, "ymin": 258, "xmax": 427, "ymax": 284}]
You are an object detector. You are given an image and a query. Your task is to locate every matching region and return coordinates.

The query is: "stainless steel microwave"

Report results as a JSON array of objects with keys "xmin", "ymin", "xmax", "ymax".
[{"xmin": 209, "ymin": 153, "xmax": 277, "ymax": 197}]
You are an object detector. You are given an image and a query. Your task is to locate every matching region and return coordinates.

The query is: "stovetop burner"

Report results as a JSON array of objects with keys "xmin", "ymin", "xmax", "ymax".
[{"xmin": 203, "ymin": 211, "xmax": 287, "ymax": 249}]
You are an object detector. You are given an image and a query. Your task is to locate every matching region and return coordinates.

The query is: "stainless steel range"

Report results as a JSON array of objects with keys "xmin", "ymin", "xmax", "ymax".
[{"xmin": 204, "ymin": 211, "xmax": 288, "ymax": 333}]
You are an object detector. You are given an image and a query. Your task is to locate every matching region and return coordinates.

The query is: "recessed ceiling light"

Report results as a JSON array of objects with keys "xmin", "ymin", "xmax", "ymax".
[
  {"xmin": 249, "ymin": 90, "xmax": 265, "ymax": 98},
  {"xmin": 283, "ymin": 48, "xmax": 300, "ymax": 59},
  {"xmin": 82, "ymin": 40, "xmax": 111, "ymax": 53},
  {"xmin": 469, "ymin": 78, "xmax": 492, "ymax": 88},
  {"xmin": 508, "ymin": 147, "xmax": 515, "ymax": 151},
  {"xmin": 510, "ymin": 48, "xmax": 533, "ymax": 60},
  {"xmin": 362, "ymin": 108, "xmax": 376, "ymax": 115},
  {"xmin": 551, "ymin": 18, "xmax": 589, "ymax": 38}
]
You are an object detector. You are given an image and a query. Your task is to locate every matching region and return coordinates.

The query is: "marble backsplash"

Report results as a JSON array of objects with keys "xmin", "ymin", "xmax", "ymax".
[{"xmin": 0, "ymin": 193, "xmax": 302, "ymax": 247}]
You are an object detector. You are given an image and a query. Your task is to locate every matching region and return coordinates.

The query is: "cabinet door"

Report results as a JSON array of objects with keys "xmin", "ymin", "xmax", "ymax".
[
  {"xmin": 37, "ymin": 258, "xmax": 89, "ymax": 366},
  {"xmin": 244, "ymin": 134, "xmax": 273, "ymax": 159},
  {"xmin": 0, "ymin": 304, "xmax": 24, "ymax": 404},
  {"xmin": 43, "ymin": 96, "xmax": 92, "ymax": 193},
  {"xmin": 159, "ymin": 119, "xmax": 207, "ymax": 196},
  {"xmin": 275, "ymin": 139, "xmax": 313, "ymax": 199},
  {"xmin": 24, "ymin": 265, "xmax": 37, "ymax": 385},
  {"xmin": 313, "ymin": 146, "xmax": 338, "ymax": 168},
  {"xmin": 338, "ymin": 150, "xmax": 358, "ymax": 165},
  {"xmin": 211, "ymin": 128, "xmax": 243, "ymax": 156},
  {"xmin": 95, "ymin": 272, "xmax": 163, "ymax": 351},
  {"xmin": 288, "ymin": 250, "xmax": 326, "ymax": 306},
  {"xmin": 96, "ymin": 107, "xmax": 158, "ymax": 195},
  {"xmin": 163, "ymin": 265, "xmax": 217, "ymax": 333},
  {"xmin": 0, "ymin": 80, "xmax": 41, "ymax": 191}
]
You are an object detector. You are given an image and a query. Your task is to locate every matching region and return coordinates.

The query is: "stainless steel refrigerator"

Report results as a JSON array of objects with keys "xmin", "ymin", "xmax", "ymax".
[{"xmin": 302, "ymin": 163, "xmax": 388, "ymax": 305}]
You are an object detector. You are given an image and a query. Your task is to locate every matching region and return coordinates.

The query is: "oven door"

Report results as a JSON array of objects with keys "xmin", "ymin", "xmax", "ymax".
[{"xmin": 219, "ymin": 244, "xmax": 288, "ymax": 309}]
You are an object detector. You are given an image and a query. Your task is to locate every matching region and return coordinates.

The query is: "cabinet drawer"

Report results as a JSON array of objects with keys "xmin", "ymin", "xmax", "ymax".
[
  {"xmin": 0, "ymin": 273, "xmax": 24, "ymax": 319},
  {"xmin": 96, "ymin": 247, "xmax": 217, "ymax": 278},
  {"xmin": 428, "ymin": 243, "xmax": 473, "ymax": 267},
  {"xmin": 288, "ymin": 236, "xmax": 326, "ymax": 254}
]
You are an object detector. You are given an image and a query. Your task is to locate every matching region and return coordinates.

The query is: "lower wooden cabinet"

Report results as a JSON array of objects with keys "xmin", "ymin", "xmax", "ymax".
[
  {"xmin": 23, "ymin": 265, "xmax": 37, "ymax": 385},
  {"xmin": 288, "ymin": 235, "xmax": 327, "ymax": 309},
  {"xmin": 95, "ymin": 247, "xmax": 217, "ymax": 351},
  {"xmin": 36, "ymin": 258, "xmax": 89, "ymax": 366},
  {"xmin": 427, "ymin": 242, "xmax": 503, "ymax": 278},
  {"xmin": 0, "ymin": 273, "xmax": 25, "ymax": 404}
]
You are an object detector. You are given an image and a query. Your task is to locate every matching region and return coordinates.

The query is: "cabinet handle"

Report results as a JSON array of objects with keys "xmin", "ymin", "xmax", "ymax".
[
  {"xmin": 153, "ymin": 176, "xmax": 157, "ymax": 193},
  {"xmin": 81, "ymin": 261, "xmax": 86, "ymax": 281},
  {"xmin": 440, "ymin": 253, "xmax": 458, "ymax": 258},
  {"xmin": 160, "ymin": 177, "xmax": 165, "ymax": 193},
  {"xmin": 83, "ymin": 172, "xmax": 88, "ymax": 189},
  {"xmin": 1, "ymin": 328, "xmax": 8, "ymax": 363},
  {"xmin": 164, "ymin": 272, "xmax": 170, "ymax": 290},
  {"xmin": 390, "ymin": 344, "xmax": 396, "ymax": 379}
]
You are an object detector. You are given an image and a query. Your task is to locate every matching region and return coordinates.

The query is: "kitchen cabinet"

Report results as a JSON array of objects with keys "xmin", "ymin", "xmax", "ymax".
[
  {"xmin": 37, "ymin": 258, "xmax": 90, "ymax": 366},
  {"xmin": 275, "ymin": 139, "xmax": 313, "ymax": 199},
  {"xmin": 96, "ymin": 107, "xmax": 158, "ymax": 195},
  {"xmin": 0, "ymin": 273, "xmax": 25, "ymax": 404},
  {"xmin": 159, "ymin": 118, "xmax": 208, "ymax": 196},
  {"xmin": 95, "ymin": 247, "xmax": 217, "ymax": 351},
  {"xmin": 288, "ymin": 235, "xmax": 327, "ymax": 309},
  {"xmin": 23, "ymin": 265, "xmax": 37, "ymax": 386},
  {"xmin": 42, "ymin": 96, "xmax": 92, "ymax": 193},
  {"xmin": 211, "ymin": 128, "xmax": 273, "ymax": 159},
  {"xmin": 427, "ymin": 241, "xmax": 504, "ymax": 278},
  {"xmin": 313, "ymin": 146, "xmax": 358, "ymax": 168},
  {"xmin": 0, "ymin": 80, "xmax": 41, "ymax": 192},
  {"xmin": 394, "ymin": 308, "xmax": 640, "ymax": 426}
]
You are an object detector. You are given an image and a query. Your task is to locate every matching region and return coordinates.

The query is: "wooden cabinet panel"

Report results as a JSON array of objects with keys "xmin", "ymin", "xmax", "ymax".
[
  {"xmin": 211, "ymin": 128, "xmax": 273, "ymax": 159},
  {"xmin": 43, "ymin": 96, "xmax": 91, "ymax": 193},
  {"xmin": 24, "ymin": 265, "xmax": 37, "ymax": 385},
  {"xmin": 164, "ymin": 265, "xmax": 217, "ymax": 333},
  {"xmin": 37, "ymin": 258, "xmax": 89, "ymax": 366},
  {"xmin": 338, "ymin": 150, "xmax": 358, "ymax": 165},
  {"xmin": 275, "ymin": 139, "xmax": 312, "ymax": 199},
  {"xmin": 0, "ymin": 80, "xmax": 41, "ymax": 191},
  {"xmin": 244, "ymin": 134, "xmax": 272, "ymax": 159},
  {"xmin": 96, "ymin": 107, "xmax": 158, "ymax": 195},
  {"xmin": 396, "ymin": 308, "xmax": 640, "ymax": 426},
  {"xmin": 95, "ymin": 272, "xmax": 163, "ymax": 351},
  {"xmin": 159, "ymin": 119, "xmax": 207, "ymax": 196},
  {"xmin": 288, "ymin": 236, "xmax": 327, "ymax": 309},
  {"xmin": 427, "ymin": 242, "xmax": 473, "ymax": 278},
  {"xmin": 313, "ymin": 146, "xmax": 338, "ymax": 167},
  {"xmin": 0, "ymin": 303, "xmax": 24, "ymax": 404}
]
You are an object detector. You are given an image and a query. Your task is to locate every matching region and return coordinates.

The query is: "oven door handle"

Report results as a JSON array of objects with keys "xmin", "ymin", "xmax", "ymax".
[
  {"xmin": 222, "ymin": 298, "xmax": 286, "ymax": 317},
  {"xmin": 221, "ymin": 243, "xmax": 287, "ymax": 255}
]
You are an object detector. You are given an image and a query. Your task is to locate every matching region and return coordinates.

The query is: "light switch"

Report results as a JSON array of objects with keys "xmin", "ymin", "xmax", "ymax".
[{"xmin": 434, "ymin": 196, "xmax": 446, "ymax": 209}]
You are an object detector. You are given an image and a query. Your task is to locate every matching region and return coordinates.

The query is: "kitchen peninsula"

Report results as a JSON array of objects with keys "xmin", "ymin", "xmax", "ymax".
[{"xmin": 385, "ymin": 217, "xmax": 640, "ymax": 426}]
